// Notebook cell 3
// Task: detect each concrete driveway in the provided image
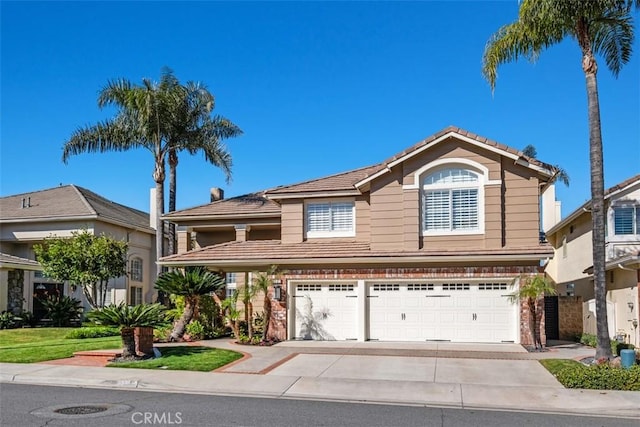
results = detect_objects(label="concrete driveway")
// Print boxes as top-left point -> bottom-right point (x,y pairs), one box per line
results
266,353 -> 560,387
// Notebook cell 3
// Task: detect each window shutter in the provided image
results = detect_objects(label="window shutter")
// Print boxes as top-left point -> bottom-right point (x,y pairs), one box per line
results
452,189 -> 478,230
331,203 -> 353,231
307,203 -> 331,231
424,190 -> 450,230
614,207 -> 634,235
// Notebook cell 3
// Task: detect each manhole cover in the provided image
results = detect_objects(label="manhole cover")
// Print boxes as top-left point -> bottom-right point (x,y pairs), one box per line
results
32,403 -> 131,419
54,405 -> 109,415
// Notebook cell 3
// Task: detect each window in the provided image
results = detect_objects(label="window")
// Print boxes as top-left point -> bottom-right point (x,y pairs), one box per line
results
130,286 -> 143,305
613,206 -> 640,235
306,201 -> 355,237
130,257 -> 143,282
422,168 -> 480,233
225,273 -> 237,298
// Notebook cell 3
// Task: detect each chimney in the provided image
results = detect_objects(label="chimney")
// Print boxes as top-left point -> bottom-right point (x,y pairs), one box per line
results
149,188 -> 157,229
210,187 -> 224,202
235,224 -> 250,242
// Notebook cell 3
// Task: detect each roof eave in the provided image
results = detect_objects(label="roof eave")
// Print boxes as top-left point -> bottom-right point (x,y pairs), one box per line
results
159,252 -> 551,267
162,212 -> 282,222
265,190 -> 362,200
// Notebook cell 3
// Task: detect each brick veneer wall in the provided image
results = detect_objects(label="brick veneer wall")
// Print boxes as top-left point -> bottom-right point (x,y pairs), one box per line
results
520,297 -> 546,347
135,327 -> 154,356
558,296 -> 583,341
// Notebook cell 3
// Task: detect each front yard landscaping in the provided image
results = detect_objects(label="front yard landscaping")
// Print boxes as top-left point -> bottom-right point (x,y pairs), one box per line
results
0,327 -> 121,363
108,345 -> 243,371
541,358 -> 640,391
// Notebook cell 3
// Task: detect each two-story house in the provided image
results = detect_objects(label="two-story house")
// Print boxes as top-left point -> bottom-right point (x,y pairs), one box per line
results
0,185 -> 157,318
160,127 -> 558,344
545,175 -> 640,346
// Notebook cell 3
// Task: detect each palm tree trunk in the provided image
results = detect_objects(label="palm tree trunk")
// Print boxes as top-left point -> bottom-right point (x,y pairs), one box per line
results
168,149 -> 178,256
581,45 -> 613,360
153,150 -> 165,285
263,293 -> 271,340
170,298 -> 195,341
121,327 -> 137,358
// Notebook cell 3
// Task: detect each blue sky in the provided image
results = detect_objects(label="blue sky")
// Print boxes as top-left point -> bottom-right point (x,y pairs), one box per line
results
1,1 -> 638,218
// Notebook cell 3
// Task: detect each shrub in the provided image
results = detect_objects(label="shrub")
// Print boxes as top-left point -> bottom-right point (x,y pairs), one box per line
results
555,363 -> 640,391
579,333 -> 633,355
42,295 -> 83,327
0,311 -> 20,329
65,326 -> 120,339
579,333 -> 598,348
20,311 -> 39,328
186,320 -> 205,341
154,325 -> 172,342
612,341 -> 635,356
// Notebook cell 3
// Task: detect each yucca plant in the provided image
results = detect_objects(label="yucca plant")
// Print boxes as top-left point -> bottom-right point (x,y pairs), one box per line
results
155,267 -> 226,341
87,302 -> 168,358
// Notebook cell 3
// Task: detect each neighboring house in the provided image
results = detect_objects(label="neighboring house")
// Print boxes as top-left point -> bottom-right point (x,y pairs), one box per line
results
161,126 -> 559,344
545,175 -> 640,347
0,185 -> 157,318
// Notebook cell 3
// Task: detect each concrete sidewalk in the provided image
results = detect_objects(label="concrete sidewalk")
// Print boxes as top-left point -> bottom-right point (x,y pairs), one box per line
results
1,340 -> 639,419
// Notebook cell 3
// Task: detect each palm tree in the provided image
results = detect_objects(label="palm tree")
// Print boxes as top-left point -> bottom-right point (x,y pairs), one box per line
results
522,144 -> 570,187
166,81 -> 242,255
155,267 -> 226,341
252,265 -> 280,341
482,0 -> 638,360
87,302 -> 167,359
62,68 -> 181,271
508,275 -> 557,350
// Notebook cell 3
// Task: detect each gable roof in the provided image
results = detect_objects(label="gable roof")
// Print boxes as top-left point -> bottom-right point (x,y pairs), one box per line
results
546,174 -> 640,236
355,126 -> 554,188
163,192 -> 281,220
0,185 -> 153,233
0,252 -> 41,270
265,126 -> 554,198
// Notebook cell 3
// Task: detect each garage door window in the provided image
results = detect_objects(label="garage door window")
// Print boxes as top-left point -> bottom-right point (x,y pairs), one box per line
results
442,283 -> 470,291
407,283 -> 434,291
373,284 -> 400,291
478,283 -> 508,290
297,284 -> 322,292
329,284 -> 354,291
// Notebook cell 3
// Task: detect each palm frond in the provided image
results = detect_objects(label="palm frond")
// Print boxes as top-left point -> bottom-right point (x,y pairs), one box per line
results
155,267 -> 226,297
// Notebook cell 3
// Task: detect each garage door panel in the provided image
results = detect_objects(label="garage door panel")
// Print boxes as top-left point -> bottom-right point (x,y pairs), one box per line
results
293,284 -> 357,341
368,282 -> 516,343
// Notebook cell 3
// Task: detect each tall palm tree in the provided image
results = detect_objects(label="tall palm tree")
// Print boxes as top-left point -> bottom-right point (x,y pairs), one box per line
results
482,0 -> 638,360
522,144 -> 570,186
508,275 -> 557,350
165,81 -> 242,255
62,69 -> 181,272
87,302 -> 167,359
155,267 -> 226,341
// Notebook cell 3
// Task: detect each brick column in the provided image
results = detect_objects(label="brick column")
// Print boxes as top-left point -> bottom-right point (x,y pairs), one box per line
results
135,327 -> 154,356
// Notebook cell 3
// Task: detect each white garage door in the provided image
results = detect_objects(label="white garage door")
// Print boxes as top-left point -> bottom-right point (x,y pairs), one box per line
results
292,283 -> 358,340
368,282 -> 516,343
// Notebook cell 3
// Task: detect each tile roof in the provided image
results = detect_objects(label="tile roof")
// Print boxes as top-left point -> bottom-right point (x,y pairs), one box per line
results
0,252 -> 41,270
164,192 -> 281,218
0,185 -> 152,231
160,239 -> 553,265
265,126 -> 550,196
265,164 -> 382,195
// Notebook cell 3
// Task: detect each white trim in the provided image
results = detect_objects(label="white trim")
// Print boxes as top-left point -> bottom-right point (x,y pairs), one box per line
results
304,199 -> 356,239
403,158 -> 499,190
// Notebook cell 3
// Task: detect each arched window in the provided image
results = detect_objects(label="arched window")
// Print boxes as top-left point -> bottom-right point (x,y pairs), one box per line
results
130,257 -> 143,282
422,168 -> 481,233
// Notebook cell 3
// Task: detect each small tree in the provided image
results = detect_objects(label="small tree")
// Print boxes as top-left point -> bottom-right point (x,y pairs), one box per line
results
87,302 -> 167,359
155,267 -> 226,341
33,230 -> 128,309
220,290 -> 241,340
252,265 -> 280,342
509,275 -> 557,350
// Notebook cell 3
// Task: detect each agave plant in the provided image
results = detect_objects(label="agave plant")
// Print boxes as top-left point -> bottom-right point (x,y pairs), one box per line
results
87,302 -> 168,358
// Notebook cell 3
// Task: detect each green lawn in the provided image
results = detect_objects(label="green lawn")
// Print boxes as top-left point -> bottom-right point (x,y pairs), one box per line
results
108,346 -> 243,372
0,327 -> 121,363
539,358 -> 583,374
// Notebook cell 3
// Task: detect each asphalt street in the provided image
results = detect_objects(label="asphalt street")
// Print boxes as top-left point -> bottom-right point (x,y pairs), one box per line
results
1,383 -> 638,427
